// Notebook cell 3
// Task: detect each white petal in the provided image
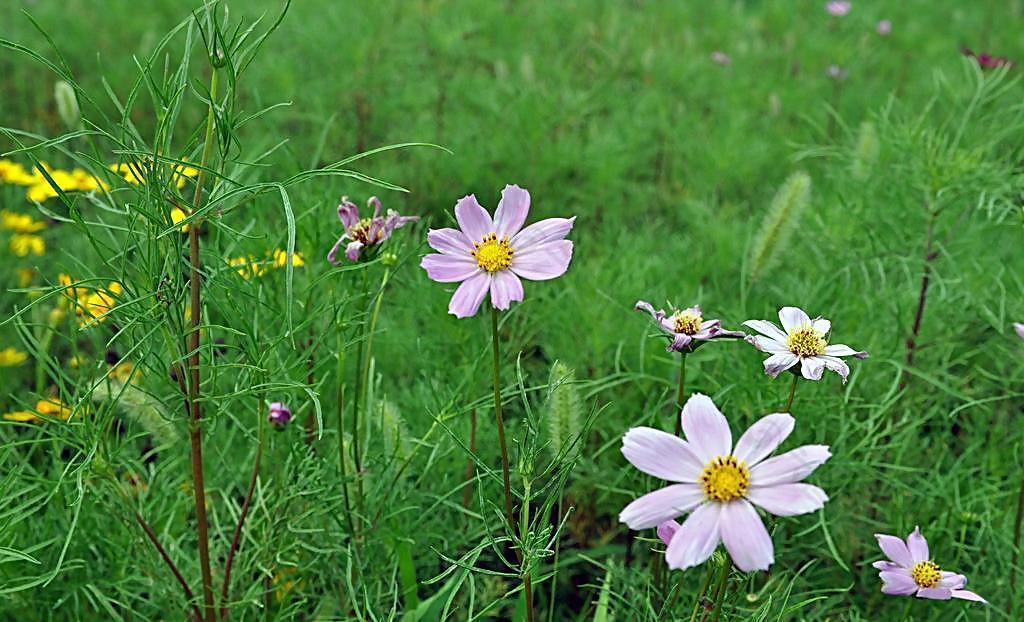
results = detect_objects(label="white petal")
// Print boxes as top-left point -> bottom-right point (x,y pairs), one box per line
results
719,499 -> 774,571
742,319 -> 788,342
812,318 -> 831,335
749,445 -> 831,486
746,483 -> 828,516
619,484 -> 705,530
779,307 -> 811,332
800,357 -> 826,381
733,413 -> 794,466
680,394 -> 732,462
621,427 -> 704,482
665,502 -> 722,570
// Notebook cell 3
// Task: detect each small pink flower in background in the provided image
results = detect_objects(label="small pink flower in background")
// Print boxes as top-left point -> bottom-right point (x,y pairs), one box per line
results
825,1 -> 851,17
619,393 -> 831,571
327,196 -> 419,264
876,19 -> 892,35
635,301 -> 744,353
827,64 -> 849,81
963,49 -> 1013,70
744,307 -> 867,383
1014,322 -> 1024,340
874,528 -> 986,602
421,185 -> 575,318
268,402 -> 292,428
710,51 -> 732,66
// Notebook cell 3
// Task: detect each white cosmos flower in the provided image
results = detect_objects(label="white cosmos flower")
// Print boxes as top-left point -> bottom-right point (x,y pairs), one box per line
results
743,307 -> 867,383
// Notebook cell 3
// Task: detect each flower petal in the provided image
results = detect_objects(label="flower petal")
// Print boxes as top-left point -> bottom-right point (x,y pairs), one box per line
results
635,300 -> 666,322
821,356 -> 851,382
916,587 -> 952,600
880,570 -> 918,595
510,240 -> 573,281
875,534 -> 914,568
720,499 -> 774,571
873,560 -> 902,571
665,502 -> 722,570
950,590 -> 987,603
511,216 -> 575,249
937,572 -> 966,589
747,334 -> 790,354
742,319 -> 788,343
746,483 -> 828,516
824,343 -> 869,359
493,184 -> 530,237
800,356 -> 826,381
327,236 -> 347,264
733,413 -> 794,466
489,270 -> 524,311
421,254 -> 479,283
1015,322 -> 1024,341
619,484 -> 704,530
337,198 -> 360,228
749,445 -> 831,486
667,333 -> 693,352
657,519 -> 681,546
454,194 -> 493,242
779,307 -> 811,332
448,272 -> 491,318
812,318 -> 831,335
906,527 -> 929,563
621,426 -> 704,482
680,394 -> 732,462
345,241 -> 364,262
762,352 -> 799,378
427,227 -> 474,255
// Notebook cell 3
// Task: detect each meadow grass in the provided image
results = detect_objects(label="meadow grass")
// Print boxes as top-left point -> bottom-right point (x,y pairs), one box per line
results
1,1 -> 1023,620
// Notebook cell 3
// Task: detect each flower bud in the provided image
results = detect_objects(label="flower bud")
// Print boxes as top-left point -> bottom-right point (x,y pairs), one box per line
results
268,402 -> 292,428
54,81 -> 81,130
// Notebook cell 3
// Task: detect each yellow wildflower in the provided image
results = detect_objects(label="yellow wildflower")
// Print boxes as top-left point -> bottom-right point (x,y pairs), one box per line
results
0,347 -> 28,366
9,234 -> 45,256
108,361 -> 136,383
25,166 -> 79,202
58,274 -> 122,326
170,207 -> 191,233
0,159 -> 36,185
68,354 -> 87,369
228,255 -> 269,279
2,398 -> 72,423
2,410 -> 37,423
1,210 -> 47,233
273,566 -> 302,602
70,168 -> 109,192
17,268 -> 36,287
272,249 -> 306,268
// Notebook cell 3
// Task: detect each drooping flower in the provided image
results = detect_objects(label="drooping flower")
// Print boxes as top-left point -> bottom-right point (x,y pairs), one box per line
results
1014,322 -> 1024,340
825,1 -> 851,16
874,528 -> 986,602
876,19 -> 892,36
963,49 -> 1013,70
327,196 -> 418,264
268,402 -> 292,428
421,185 -> 575,318
619,394 -> 831,571
0,347 -> 29,367
635,301 -> 745,353
744,307 -> 867,383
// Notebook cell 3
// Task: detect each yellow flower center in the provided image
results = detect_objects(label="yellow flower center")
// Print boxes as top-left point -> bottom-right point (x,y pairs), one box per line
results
910,560 -> 941,588
472,233 -> 514,273
673,310 -> 703,335
350,218 -> 379,245
787,325 -> 826,357
699,455 -> 750,502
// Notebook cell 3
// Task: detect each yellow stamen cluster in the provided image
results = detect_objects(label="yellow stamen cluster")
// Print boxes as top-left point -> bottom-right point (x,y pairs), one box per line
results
700,455 -> 750,502
910,560 -> 941,588
349,217 -> 381,245
673,309 -> 704,335
787,325 -> 826,357
472,233 -> 514,273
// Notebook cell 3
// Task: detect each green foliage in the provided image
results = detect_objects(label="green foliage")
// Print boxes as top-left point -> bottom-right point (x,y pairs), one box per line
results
543,361 -> 582,460
748,171 -> 812,282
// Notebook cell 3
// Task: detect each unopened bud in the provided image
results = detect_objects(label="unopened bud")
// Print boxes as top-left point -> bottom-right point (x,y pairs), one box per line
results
268,402 -> 292,428
54,81 -> 81,130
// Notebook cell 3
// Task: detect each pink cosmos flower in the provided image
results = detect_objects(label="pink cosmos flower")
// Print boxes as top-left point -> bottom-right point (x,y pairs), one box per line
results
635,301 -> 744,353
825,1 -> 851,16
963,49 -> 1013,70
619,394 -> 831,571
268,402 -> 292,428
876,19 -> 892,36
420,185 -> 575,318
874,528 -> 986,602
744,307 -> 867,383
1015,322 -> 1024,340
327,196 -> 419,264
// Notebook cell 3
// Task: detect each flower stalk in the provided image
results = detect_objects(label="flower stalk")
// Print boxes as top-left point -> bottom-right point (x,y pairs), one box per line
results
783,374 -> 798,413
675,354 -> 687,436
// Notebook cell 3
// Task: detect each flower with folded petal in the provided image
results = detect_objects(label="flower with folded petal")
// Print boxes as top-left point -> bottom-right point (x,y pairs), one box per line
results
635,301 -> 744,353
744,307 -> 867,383
874,527 -> 986,603
327,196 -> 418,264
619,393 -> 831,571
421,185 -> 575,318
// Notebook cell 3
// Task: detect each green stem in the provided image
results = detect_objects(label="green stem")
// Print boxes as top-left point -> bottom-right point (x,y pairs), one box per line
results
490,305 -> 516,529
335,305 -> 355,537
708,559 -> 731,622
783,374 -> 798,413
186,66 -> 219,622
899,598 -> 912,621
675,353 -> 688,436
521,478 -> 534,622
350,271 -> 371,522
1012,477 -> 1024,598
688,564 -> 715,622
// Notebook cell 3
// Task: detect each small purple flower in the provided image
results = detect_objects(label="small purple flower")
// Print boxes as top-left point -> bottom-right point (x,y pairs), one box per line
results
744,307 -> 868,383
635,301 -> 744,353
327,196 -> 419,264
710,51 -> 732,66
1014,322 -> 1024,340
268,402 -> 292,427
825,1 -> 851,16
619,394 -> 831,571
963,49 -> 1013,70
876,19 -> 892,36
420,184 -> 575,318
874,527 -> 986,603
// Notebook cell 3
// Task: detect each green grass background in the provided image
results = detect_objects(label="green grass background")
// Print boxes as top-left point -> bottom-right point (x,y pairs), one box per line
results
1,1 -> 1023,620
